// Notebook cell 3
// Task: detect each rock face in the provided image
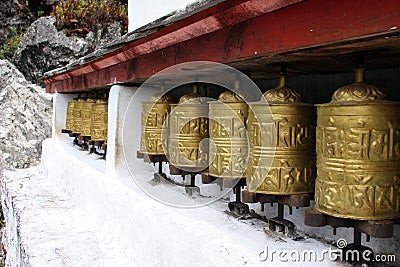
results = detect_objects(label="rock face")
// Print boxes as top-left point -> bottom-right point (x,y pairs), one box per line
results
13,16 -> 122,84
0,1 -> 35,48
0,60 -> 52,169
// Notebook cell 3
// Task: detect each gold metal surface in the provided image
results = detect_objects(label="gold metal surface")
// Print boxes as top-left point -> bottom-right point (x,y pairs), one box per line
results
140,94 -> 175,155
315,68 -> 400,220
72,98 -> 85,134
65,99 -> 76,131
81,98 -> 96,137
91,99 -> 108,142
168,86 -> 209,170
104,105 -> 108,143
247,76 -> 315,195
209,91 -> 248,178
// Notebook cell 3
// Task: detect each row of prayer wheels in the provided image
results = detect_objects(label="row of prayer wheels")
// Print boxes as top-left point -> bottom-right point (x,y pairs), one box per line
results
140,67 -> 400,221
65,97 -> 108,142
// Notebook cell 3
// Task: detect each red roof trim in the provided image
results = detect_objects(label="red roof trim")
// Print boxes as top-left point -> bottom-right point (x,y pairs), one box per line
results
44,0 -> 304,86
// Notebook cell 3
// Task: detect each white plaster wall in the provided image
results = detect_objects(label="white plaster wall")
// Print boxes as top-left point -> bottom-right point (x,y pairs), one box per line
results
106,85 -> 135,177
128,0 -> 196,32
52,93 -> 78,140
106,85 -> 159,178
1,177 -> 26,266
40,137 -> 345,267
46,85 -> 400,265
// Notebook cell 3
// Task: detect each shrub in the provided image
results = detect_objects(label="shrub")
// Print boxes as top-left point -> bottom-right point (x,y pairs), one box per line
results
53,0 -> 128,36
0,28 -> 24,61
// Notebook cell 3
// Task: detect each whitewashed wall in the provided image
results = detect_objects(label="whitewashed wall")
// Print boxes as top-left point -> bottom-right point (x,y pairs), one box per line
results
52,93 -> 78,140
48,85 -> 400,264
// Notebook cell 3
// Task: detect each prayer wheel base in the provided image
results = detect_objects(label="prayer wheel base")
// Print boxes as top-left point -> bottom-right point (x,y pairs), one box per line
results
61,129 -> 72,134
223,177 -> 246,188
228,202 -> 249,216
242,191 -> 312,237
136,150 -> 145,159
226,179 -> 248,217
69,132 -> 79,138
89,140 -> 106,159
168,164 -> 207,177
268,216 -> 296,238
185,186 -> 200,197
152,172 -> 168,183
304,207 -> 400,238
305,208 -> 400,265
142,153 -> 168,164
242,190 -> 311,208
201,174 -> 217,184
137,151 -> 168,182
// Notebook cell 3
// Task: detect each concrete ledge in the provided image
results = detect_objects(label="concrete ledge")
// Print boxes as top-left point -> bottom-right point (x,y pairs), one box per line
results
36,137 -> 344,266
0,166 -> 129,266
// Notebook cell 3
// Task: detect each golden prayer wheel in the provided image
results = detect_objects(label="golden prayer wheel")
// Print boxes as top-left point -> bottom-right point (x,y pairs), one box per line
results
315,68 -> 400,220
247,76 -> 315,195
91,99 -> 108,142
209,91 -> 248,178
104,106 -> 108,143
167,85 -> 209,171
72,98 -> 85,134
81,98 -> 96,137
65,99 -> 76,132
140,94 -> 175,155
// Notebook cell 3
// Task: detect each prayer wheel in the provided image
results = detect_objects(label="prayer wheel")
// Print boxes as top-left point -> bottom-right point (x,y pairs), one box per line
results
140,94 -> 175,155
104,107 -> 108,143
168,85 -> 209,171
91,99 -> 108,142
209,91 -> 248,178
315,68 -> 400,220
72,98 -> 85,134
81,98 -> 96,137
65,99 -> 76,132
247,76 -> 315,195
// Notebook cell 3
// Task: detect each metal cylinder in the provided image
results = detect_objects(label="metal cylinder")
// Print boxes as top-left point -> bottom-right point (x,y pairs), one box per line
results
91,99 -> 108,142
104,105 -> 108,143
168,91 -> 209,171
72,98 -> 85,134
247,77 -> 315,195
315,68 -> 400,220
209,91 -> 248,178
81,98 -> 96,137
140,94 -> 175,155
65,99 -> 76,132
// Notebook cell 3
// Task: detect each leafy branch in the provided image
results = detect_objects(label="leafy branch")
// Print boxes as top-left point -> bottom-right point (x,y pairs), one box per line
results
53,0 -> 128,36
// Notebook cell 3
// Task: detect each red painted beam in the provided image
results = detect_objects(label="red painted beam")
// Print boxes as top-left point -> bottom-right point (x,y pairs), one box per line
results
44,0 -> 304,90
46,0 -> 400,93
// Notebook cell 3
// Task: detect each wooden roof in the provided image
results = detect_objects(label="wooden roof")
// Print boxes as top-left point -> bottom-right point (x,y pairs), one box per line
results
43,0 -> 400,93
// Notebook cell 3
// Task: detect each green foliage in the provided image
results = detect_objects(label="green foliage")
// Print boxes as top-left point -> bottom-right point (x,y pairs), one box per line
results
53,0 -> 128,36
0,28 -> 24,61
37,10 -> 45,17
